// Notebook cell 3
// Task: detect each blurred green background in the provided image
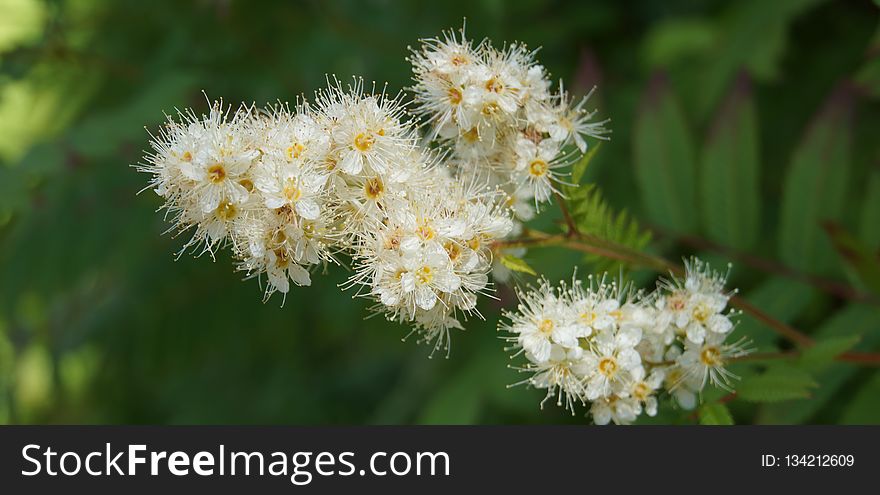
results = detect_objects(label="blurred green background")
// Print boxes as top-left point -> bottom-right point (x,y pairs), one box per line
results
1,0 -> 879,424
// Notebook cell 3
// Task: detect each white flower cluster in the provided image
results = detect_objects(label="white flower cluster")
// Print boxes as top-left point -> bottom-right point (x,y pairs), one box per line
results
501,259 -> 750,425
410,28 -> 609,225
141,80 -> 515,350
140,28 -> 609,351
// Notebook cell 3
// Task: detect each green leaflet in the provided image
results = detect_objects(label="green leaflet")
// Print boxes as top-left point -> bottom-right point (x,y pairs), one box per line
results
798,335 -> 861,372
778,84 -> 853,274
735,278 -> 814,351
633,72 -> 698,232
824,223 -> 880,295
737,364 -> 818,403
564,144 -> 651,273
696,0 -> 826,117
840,373 -> 880,424
699,73 -> 761,250
567,185 -> 651,274
698,402 -> 734,425
499,255 -> 537,277
759,305 -> 879,424
859,171 -> 880,249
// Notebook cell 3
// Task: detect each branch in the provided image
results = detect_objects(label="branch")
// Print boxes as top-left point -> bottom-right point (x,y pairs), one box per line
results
494,230 -> 880,366
554,192 -> 578,238
651,227 -> 880,306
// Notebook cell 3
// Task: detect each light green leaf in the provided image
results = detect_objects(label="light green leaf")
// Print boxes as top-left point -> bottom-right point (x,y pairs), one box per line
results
778,84 -> 853,274
633,73 -> 698,232
698,402 -> 734,425
699,74 -> 761,250
737,365 -> 817,403
500,255 -> 537,276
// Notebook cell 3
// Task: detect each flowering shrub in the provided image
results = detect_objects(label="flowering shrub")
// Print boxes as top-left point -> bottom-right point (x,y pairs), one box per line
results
138,26 -> 875,425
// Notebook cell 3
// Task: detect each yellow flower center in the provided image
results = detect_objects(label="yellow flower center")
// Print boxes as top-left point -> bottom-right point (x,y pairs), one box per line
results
239,178 -> 254,192
692,303 -> 711,323
444,241 -> 462,262
537,319 -> 554,336
181,151 -> 193,162
451,54 -> 468,66
282,179 -> 302,202
598,357 -> 618,377
528,159 -> 548,178
416,220 -> 435,241
700,346 -> 722,367
633,382 -> 650,400
462,127 -> 480,143
415,265 -> 434,286
485,78 -> 504,93
354,132 -> 375,152
580,311 -> 597,325
467,236 -> 482,251
481,102 -> 500,116
274,249 -> 290,268
364,177 -> 385,200
215,201 -> 237,220
286,143 -> 305,160
448,87 -> 462,105
207,164 -> 227,183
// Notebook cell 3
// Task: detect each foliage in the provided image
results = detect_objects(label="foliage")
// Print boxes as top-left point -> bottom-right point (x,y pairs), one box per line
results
1,0 -> 878,425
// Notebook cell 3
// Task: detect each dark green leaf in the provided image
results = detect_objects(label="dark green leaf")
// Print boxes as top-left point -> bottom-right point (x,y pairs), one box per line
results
778,84 -> 853,274
737,365 -> 817,403
798,335 -> 861,371
859,171 -> 880,248
823,222 -> 880,295
699,73 -> 761,250
633,72 -> 698,232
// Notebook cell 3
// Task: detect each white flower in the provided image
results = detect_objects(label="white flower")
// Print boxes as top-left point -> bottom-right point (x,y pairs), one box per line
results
675,332 -> 752,392
256,164 -> 325,220
583,327 -> 644,400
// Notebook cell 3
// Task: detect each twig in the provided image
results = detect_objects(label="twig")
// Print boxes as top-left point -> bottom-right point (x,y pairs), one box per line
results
494,228 -> 880,366
554,192 -> 579,238
652,227 -> 879,306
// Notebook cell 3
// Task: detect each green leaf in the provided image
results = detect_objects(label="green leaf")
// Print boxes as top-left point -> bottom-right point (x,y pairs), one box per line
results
798,335 -> 861,371
566,184 -> 651,273
642,18 -> 718,69
823,222 -> 880,295
633,72 -> 698,232
499,255 -> 537,276
840,373 -> 880,424
858,170 -> 880,248
759,305 -> 879,423
737,365 -> 817,403
697,0 -> 826,116
567,142 -> 602,190
735,278 -> 814,351
778,84 -> 853,274
698,402 -> 734,425
699,73 -> 761,250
